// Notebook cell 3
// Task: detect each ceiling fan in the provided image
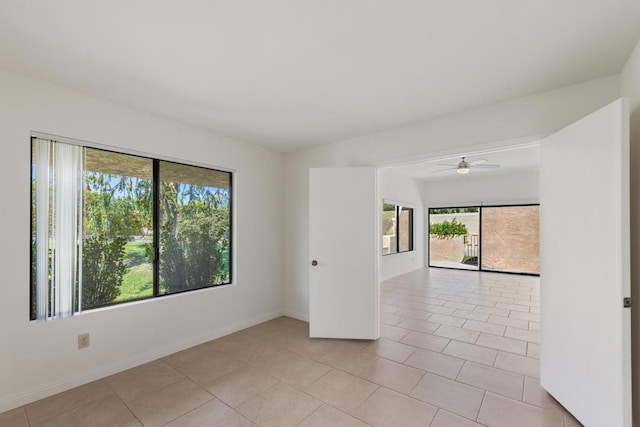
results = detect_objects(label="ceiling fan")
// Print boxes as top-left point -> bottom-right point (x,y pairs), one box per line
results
431,156 -> 501,175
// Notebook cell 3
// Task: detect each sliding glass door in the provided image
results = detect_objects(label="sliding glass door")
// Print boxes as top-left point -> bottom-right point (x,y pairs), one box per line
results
428,207 -> 479,270
428,204 -> 540,275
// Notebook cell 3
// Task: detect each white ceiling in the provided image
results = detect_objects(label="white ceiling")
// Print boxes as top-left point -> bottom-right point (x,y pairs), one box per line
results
392,144 -> 540,182
0,1 -> 638,152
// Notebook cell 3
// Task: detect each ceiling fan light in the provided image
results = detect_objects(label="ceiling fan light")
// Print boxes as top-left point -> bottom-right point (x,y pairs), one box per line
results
457,166 -> 470,174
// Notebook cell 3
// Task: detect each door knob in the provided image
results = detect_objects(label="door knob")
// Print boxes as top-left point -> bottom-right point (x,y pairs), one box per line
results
311,260 -> 318,266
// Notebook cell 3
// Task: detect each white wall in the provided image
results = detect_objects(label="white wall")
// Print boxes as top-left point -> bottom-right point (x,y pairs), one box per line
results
621,36 -> 640,427
284,75 -> 620,321
0,70 -> 285,412
380,169 -> 425,281
424,171 -> 539,207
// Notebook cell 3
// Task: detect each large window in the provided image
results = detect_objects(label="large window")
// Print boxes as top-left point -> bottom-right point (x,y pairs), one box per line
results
30,137 -> 232,320
382,202 -> 414,255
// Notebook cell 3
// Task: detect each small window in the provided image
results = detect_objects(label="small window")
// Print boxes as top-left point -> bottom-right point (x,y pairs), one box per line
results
382,202 -> 414,255
30,137 -> 233,320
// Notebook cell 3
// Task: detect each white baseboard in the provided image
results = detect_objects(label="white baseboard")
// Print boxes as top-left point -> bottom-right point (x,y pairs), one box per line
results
0,309 -> 283,413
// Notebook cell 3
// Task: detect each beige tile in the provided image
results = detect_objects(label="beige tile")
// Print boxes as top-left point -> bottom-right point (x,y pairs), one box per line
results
305,369 -> 378,413
164,342 -> 220,368
381,312 -> 403,325
30,393 -> 137,427
474,306 -> 510,316
523,377 -> 566,413
495,352 -> 540,378
404,349 -> 464,380
209,332 -> 266,361
464,298 -> 497,307
237,383 -> 321,427
357,357 -> 424,394
106,360 -> 184,402
529,321 -> 540,331
496,302 -> 530,312
463,319 -> 506,336
443,340 -> 497,366
457,362 -> 524,400
395,299 -> 428,310
355,387 -> 437,427
409,373 -> 484,420
431,410 -> 484,427
508,311 -> 540,322
380,324 -> 410,341
504,327 -> 540,344
444,301 -> 477,311
298,405 -> 368,427
400,331 -> 451,352
362,338 -> 417,363
236,345 -> 297,370
127,378 -> 213,427
207,366 -> 279,408
25,380 -> 113,424
425,304 -> 457,315
476,333 -> 527,355
267,356 -> 331,389
434,325 -> 479,344
256,325 -> 309,346
397,318 -> 441,334
477,392 -> 564,427
487,315 -> 529,329
0,407 -> 28,427
319,347 -> 377,375
381,303 -> 400,313
527,343 -> 540,359
283,337 -> 340,360
172,351 -> 246,387
484,295 -> 515,304
396,307 -> 431,320
164,398 -> 253,427
428,314 -> 466,327
452,309 -> 489,322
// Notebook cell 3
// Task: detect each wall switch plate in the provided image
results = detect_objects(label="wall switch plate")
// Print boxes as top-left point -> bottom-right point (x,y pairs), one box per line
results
78,333 -> 90,349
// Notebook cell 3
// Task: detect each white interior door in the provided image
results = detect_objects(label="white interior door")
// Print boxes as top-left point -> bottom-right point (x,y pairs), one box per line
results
540,98 -> 631,427
309,167 -> 379,339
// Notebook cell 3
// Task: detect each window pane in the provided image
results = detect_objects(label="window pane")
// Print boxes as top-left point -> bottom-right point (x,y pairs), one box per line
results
429,207 -> 479,270
159,161 -> 231,295
83,148 -> 154,309
382,203 -> 397,255
398,207 -> 413,252
481,205 -> 540,274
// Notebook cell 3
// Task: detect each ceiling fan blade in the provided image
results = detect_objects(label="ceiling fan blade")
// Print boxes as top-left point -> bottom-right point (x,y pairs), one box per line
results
431,167 -> 457,174
435,163 -> 458,167
469,158 -> 488,164
472,164 -> 501,169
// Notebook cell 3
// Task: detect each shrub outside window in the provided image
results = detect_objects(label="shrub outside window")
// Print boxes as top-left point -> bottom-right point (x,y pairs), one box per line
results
30,137 -> 232,320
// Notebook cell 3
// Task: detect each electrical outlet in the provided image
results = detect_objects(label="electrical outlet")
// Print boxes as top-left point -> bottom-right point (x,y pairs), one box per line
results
78,333 -> 90,349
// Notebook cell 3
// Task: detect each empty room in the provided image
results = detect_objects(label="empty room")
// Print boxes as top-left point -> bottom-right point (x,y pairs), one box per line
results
1,1 -> 640,427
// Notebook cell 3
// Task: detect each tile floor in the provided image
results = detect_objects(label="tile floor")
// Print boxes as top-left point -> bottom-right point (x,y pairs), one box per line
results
0,268 -> 583,427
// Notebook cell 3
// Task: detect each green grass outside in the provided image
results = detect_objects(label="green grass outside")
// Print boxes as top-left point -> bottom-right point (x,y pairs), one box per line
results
116,241 -> 153,302
116,240 -> 231,302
